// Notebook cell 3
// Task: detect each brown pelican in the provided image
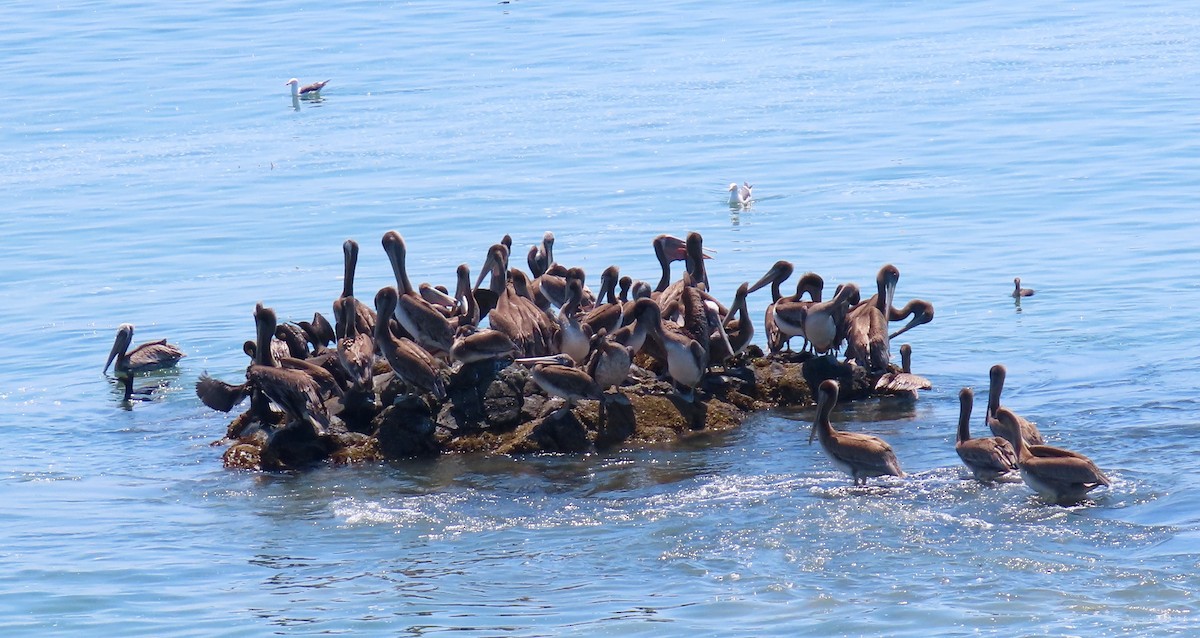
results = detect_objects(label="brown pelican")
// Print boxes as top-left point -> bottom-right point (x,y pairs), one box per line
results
808,379 -> 904,486
475,243 -> 558,357
374,287 -> 446,399
535,266 -> 590,310
527,231 -> 555,278
295,311 -> 335,355
709,282 -> 754,364
104,324 -> 185,377
610,297 -> 658,355
748,260 -> 793,352
644,282 -> 709,399
582,265 -> 623,336
419,283 -> 459,318
381,231 -> 455,356
617,275 -> 632,303
335,296 -> 375,390
332,239 -> 376,340
1013,277 -> 1035,298
954,388 -> 1019,482
888,299 -> 935,340
845,265 -> 899,372
274,323 -> 311,359
728,182 -> 753,208
286,78 -> 329,97
585,329 -> 634,392
556,279 -> 592,364
996,407 -> 1110,503
775,281 -> 858,356
246,304 -> 331,435
515,353 -> 603,408
450,324 -> 518,364
874,344 -> 933,397
985,364 -> 1044,447
651,234 -> 696,293
103,323 -> 184,398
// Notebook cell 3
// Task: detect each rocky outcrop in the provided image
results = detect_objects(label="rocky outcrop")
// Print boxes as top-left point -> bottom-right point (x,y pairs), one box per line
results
217,351 -> 905,471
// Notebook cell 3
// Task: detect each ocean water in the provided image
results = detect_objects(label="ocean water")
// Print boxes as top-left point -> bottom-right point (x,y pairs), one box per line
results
3,0 -> 1200,635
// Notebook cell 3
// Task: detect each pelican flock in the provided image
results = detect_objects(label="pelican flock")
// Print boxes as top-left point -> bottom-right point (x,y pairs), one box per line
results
103,226 -> 1108,502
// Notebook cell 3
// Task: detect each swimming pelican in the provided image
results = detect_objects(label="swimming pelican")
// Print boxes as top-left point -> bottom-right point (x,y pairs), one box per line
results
374,287 -> 446,399
808,379 -> 904,486
874,344 -> 932,397
996,407 -> 1110,504
727,182 -> 753,207
286,78 -> 329,97
381,231 -> 455,356
104,323 -> 185,377
954,388 -> 1019,482
1012,277 -> 1035,298
985,364 -> 1044,447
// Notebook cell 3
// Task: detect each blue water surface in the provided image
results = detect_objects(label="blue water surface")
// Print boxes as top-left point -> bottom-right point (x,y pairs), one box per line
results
2,1 -> 1199,635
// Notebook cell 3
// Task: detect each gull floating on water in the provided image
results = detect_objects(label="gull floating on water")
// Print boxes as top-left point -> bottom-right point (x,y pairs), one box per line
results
286,78 -> 330,98
728,182 -> 753,208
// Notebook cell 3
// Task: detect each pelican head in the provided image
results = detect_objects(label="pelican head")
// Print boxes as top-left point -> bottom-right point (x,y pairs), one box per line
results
103,323 -> 136,374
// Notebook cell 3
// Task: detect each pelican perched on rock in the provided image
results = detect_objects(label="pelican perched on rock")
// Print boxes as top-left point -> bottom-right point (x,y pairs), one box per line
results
954,388 -> 1018,482
585,328 -> 634,392
246,304 -> 332,435
527,231 -> 555,278
374,287 -> 446,399
556,279 -> 592,364
985,364 -> 1044,447
335,296 -> 374,391
582,265 -> 623,336
808,379 -> 904,486
874,344 -> 932,397
382,230 -> 455,356
1012,277 -> 1035,298
332,239 -> 375,340
651,234 -> 695,293
515,353 -> 602,408
475,242 -> 558,357
995,407 -> 1110,504
286,78 -> 329,97
775,281 -> 858,356
845,264 -> 899,372
104,323 -> 185,377
727,182 -> 753,208
888,299 -> 934,340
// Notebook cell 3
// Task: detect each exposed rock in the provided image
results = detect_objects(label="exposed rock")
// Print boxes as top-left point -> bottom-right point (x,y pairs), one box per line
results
212,352 -> 906,470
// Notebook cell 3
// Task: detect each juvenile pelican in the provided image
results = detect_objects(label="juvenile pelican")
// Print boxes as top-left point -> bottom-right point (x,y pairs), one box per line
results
246,304 -> 331,435
335,296 -> 375,390
727,182 -> 753,208
527,231 -> 555,278
104,323 -> 184,383
450,324 -> 518,365
582,265 -> 623,336
585,328 -> 634,392
286,78 -> 329,97
1012,277 -> 1035,298
985,364 -> 1044,447
332,239 -> 375,340
808,379 -> 904,486
997,407 -> 1110,504
954,388 -> 1019,482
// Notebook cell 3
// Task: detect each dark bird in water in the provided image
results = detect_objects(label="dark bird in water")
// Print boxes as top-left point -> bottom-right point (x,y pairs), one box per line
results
995,407 -> 1110,504
1012,277 -> 1035,298
104,323 -> 184,401
954,387 -> 1018,483
286,78 -> 329,97
808,379 -> 904,486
